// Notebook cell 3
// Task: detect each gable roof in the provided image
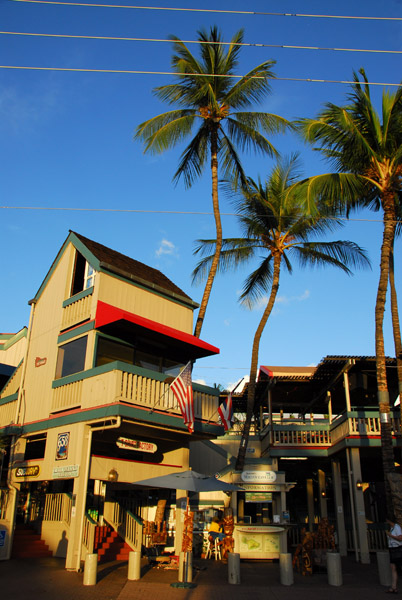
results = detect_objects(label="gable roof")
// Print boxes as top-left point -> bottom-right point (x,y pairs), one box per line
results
32,231 -> 198,309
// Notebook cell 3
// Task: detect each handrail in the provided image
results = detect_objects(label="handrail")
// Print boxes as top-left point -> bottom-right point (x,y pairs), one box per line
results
82,512 -> 97,557
103,500 -> 143,551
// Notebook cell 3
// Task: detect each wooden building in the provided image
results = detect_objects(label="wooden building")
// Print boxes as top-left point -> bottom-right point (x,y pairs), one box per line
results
0,231 -> 221,568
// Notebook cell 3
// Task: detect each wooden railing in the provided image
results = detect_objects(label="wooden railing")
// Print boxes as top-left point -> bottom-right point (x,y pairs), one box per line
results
61,290 -> 93,330
51,362 -> 220,424
43,493 -> 72,526
82,512 -> 97,557
103,500 -> 143,551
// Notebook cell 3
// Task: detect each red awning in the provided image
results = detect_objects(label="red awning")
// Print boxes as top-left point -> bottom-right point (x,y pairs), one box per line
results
95,301 -> 219,360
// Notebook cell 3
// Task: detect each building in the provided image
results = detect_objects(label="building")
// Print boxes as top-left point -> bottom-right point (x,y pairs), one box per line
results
190,356 -> 401,563
0,231 -> 222,567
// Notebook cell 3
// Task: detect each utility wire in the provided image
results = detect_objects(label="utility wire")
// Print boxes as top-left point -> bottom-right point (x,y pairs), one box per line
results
10,1 -> 402,21
3,31 -> 401,55
0,205 -> 395,225
0,65 -> 400,87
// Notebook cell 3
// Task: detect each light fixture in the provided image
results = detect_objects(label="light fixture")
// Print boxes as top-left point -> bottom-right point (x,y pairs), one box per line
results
321,491 -> 326,498
108,468 -> 118,482
356,480 -> 363,490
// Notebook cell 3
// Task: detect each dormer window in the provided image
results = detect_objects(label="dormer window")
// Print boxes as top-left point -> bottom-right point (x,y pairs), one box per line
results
71,251 -> 96,296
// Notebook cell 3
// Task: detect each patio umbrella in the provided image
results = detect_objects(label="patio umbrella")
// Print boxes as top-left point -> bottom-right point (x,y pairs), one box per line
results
133,469 -> 241,492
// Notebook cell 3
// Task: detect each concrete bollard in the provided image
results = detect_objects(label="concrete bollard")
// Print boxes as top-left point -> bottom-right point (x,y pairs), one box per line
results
83,553 -> 98,586
178,551 -> 192,583
128,550 -> 141,581
327,552 -> 342,586
228,552 -> 241,585
279,553 -> 294,586
377,551 -> 392,587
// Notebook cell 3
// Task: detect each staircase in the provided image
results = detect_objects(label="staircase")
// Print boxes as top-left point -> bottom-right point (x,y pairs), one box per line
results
12,526 -> 52,558
94,525 -> 132,563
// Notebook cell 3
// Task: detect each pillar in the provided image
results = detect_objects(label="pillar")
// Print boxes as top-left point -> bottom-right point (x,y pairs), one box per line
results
306,478 -> 314,531
65,423 -> 92,570
349,448 -> 370,563
332,459 -> 347,556
318,469 -> 327,518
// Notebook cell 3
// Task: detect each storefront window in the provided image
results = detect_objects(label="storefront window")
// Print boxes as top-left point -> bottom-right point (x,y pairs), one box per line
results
56,336 -> 87,378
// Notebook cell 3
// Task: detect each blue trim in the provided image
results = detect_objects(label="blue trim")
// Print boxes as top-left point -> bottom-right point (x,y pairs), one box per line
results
62,287 -> 94,308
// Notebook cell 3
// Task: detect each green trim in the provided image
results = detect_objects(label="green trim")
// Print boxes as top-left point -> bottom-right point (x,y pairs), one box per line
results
0,393 -> 18,406
62,287 -> 94,308
85,511 -> 97,525
52,360 -> 218,396
272,423 -> 329,432
19,403 -> 223,437
126,509 -> 143,525
0,328 -> 28,351
58,321 -> 94,344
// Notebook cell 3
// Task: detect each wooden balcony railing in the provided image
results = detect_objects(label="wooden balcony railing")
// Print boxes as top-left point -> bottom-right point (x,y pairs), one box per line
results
51,361 -> 220,424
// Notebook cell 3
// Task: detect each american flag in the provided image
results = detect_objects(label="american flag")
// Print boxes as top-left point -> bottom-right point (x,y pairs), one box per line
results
218,393 -> 234,431
170,362 -> 194,433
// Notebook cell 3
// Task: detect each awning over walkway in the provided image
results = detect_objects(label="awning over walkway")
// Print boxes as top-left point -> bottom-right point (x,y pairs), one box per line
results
95,301 -> 219,361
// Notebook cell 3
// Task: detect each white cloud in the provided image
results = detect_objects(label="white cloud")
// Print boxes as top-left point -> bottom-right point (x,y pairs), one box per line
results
155,238 -> 178,258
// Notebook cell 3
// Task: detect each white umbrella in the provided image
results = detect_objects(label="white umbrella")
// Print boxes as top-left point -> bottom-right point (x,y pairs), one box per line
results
134,469 -> 241,492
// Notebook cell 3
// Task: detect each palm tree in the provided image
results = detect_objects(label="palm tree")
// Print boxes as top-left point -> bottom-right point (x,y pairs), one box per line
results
134,26 -> 290,337
298,70 -> 402,515
193,155 -> 370,470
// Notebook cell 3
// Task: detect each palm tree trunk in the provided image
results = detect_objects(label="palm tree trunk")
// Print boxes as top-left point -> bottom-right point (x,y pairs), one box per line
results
376,197 -> 397,517
194,127 -> 222,338
236,253 -> 281,472
389,243 -> 402,396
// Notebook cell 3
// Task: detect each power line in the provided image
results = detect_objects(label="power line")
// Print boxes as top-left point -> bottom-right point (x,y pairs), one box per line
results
11,1 -> 402,21
0,205 -> 393,224
0,65 -> 400,87
3,30 -> 401,55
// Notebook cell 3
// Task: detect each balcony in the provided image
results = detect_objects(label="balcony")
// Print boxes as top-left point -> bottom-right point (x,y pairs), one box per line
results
251,408 -> 401,455
51,361 -> 220,429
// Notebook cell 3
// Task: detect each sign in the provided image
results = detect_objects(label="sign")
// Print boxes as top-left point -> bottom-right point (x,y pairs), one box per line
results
15,465 -> 40,478
241,471 -> 277,483
241,484 -> 281,492
116,437 -> 157,453
0,530 -> 6,547
53,464 -> 80,479
56,432 -> 70,461
35,357 -> 47,367
245,492 -> 272,503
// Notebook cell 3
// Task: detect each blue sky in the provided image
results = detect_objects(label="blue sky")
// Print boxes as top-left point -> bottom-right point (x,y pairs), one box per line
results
1,0 -> 401,390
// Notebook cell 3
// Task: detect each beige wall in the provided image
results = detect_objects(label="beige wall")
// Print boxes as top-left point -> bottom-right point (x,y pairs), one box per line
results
97,272 -> 194,333
0,332 -> 27,367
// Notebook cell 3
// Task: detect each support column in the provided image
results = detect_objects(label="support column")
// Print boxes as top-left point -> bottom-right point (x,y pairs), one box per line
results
65,423 -> 92,570
174,489 -> 187,555
350,448 -> 370,564
318,469 -> 328,518
332,459 -> 347,556
306,478 -> 314,531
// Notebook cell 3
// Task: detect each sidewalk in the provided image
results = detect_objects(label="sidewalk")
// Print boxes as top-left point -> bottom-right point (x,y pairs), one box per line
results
0,554 -> 391,600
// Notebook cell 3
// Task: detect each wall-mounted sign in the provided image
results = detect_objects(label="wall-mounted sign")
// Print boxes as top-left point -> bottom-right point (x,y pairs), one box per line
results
245,492 -> 272,503
53,464 -> 80,479
15,465 -> 40,478
116,437 -> 157,453
241,471 -> 277,483
56,432 -> 70,461
242,484 -> 281,492
35,357 -> 47,367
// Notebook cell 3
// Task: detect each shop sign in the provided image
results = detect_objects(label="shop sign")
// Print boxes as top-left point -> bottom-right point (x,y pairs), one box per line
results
116,437 -> 157,453
53,464 -> 80,479
35,357 -> 47,367
245,492 -> 272,503
242,484 -> 281,492
241,470 -> 277,483
56,432 -> 70,460
15,465 -> 40,478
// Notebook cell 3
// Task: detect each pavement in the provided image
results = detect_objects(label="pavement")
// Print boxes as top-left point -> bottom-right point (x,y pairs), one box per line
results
0,553 -> 395,600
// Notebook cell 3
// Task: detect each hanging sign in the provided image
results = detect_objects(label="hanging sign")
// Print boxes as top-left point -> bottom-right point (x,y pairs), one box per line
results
241,471 -> 277,483
15,465 -> 40,478
56,432 -> 70,460
116,437 -> 157,453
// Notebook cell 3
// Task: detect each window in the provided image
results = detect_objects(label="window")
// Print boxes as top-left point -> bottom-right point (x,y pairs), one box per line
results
96,338 -> 135,367
56,336 -> 87,378
71,251 -> 96,296
24,434 -> 47,461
